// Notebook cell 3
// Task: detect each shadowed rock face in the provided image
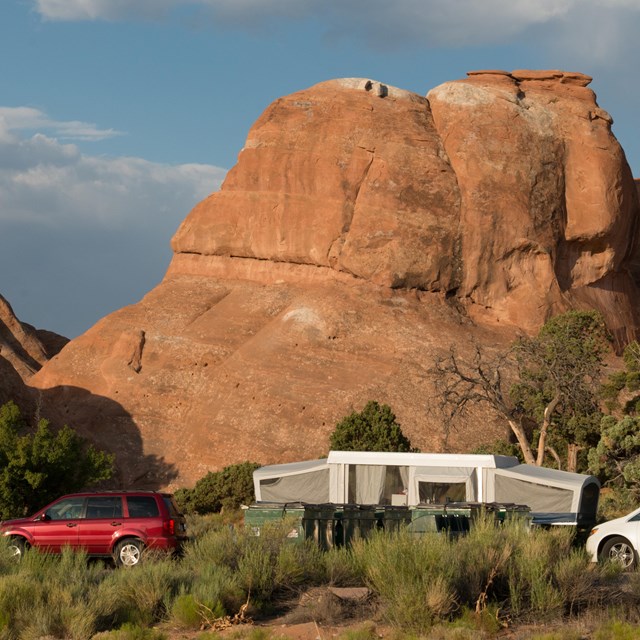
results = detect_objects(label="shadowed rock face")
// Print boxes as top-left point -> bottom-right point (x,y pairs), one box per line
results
30,72 -> 640,488
0,294 -> 69,409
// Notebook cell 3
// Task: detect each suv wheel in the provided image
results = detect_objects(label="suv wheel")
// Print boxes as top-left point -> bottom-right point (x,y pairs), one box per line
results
8,537 -> 27,560
115,539 -> 144,567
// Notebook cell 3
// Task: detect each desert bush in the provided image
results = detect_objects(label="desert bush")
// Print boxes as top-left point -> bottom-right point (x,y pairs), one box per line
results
507,525 -> 575,619
98,622 -> 168,640
0,547 -> 106,640
237,521 -> 325,593
553,548 -> 600,614
184,511 -> 229,538
351,528 -> 457,630
592,620 -> 640,640
90,555 -> 186,629
175,462 -> 260,514
182,524 -> 241,569
450,511 -> 513,609
170,593 -> 221,630
323,545 -> 365,586
337,622 -> 379,640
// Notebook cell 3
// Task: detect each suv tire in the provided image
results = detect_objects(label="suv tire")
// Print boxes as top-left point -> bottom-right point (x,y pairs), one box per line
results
8,537 -> 27,560
114,538 -> 144,567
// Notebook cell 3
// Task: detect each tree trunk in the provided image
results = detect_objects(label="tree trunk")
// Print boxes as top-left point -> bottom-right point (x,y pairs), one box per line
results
536,394 -> 561,466
508,419 -> 536,465
546,446 -> 562,469
567,444 -> 583,473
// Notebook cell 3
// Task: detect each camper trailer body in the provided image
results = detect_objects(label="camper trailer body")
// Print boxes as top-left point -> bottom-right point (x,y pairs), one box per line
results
253,451 -> 600,529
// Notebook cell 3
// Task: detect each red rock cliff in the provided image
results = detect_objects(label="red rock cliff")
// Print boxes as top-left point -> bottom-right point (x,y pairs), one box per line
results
30,72 -> 640,488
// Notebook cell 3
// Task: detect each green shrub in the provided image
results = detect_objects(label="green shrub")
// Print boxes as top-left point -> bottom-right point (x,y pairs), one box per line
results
323,545 -> 364,586
170,593 -> 226,630
351,529 -> 456,630
330,401 -> 414,452
99,622 -> 167,640
526,633 -> 582,640
175,462 -> 260,514
507,526 -> 574,619
337,622 -> 379,640
0,401 -> 114,519
450,511 -> 513,609
593,620 -> 640,640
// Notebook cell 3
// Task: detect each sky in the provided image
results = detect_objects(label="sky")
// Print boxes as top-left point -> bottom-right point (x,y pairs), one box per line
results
1,0 -> 639,339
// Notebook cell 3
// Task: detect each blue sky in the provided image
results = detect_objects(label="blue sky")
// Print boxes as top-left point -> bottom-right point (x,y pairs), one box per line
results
1,0 -> 639,338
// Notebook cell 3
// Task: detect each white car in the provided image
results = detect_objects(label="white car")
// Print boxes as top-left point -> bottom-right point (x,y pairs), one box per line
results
586,507 -> 640,570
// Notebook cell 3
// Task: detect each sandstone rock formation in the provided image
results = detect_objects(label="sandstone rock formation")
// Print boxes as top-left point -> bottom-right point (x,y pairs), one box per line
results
0,294 -> 68,408
30,72 -> 640,489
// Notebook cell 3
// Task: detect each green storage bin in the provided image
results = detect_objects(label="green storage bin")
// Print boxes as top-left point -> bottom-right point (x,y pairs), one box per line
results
340,505 -> 377,546
303,503 -> 339,551
376,505 -> 412,533
244,502 -> 306,541
489,502 -> 531,527
408,505 -> 448,534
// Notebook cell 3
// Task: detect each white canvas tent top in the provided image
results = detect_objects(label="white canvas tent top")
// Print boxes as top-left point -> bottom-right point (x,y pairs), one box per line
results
253,451 -> 600,527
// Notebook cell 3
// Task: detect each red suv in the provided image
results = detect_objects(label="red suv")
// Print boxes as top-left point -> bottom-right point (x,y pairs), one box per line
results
0,491 -> 187,566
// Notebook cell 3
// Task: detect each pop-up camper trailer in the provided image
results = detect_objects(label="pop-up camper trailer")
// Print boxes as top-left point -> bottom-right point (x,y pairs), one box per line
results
253,451 -> 600,529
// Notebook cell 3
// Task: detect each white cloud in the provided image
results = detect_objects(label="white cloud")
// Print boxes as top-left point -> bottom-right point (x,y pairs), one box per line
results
32,0 -> 640,63
0,105 -> 227,338
0,121 -> 225,229
0,106 -> 122,142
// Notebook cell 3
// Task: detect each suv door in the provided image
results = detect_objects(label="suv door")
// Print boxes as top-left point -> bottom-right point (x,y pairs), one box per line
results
77,496 -> 124,554
31,496 -> 85,552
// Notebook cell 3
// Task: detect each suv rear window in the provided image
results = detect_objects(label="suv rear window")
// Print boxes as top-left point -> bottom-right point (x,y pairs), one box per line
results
126,496 -> 160,518
162,495 -> 181,517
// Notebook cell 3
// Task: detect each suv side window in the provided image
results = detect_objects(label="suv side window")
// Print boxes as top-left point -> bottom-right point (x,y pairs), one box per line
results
85,496 -> 123,519
127,496 -> 159,518
46,497 -> 85,520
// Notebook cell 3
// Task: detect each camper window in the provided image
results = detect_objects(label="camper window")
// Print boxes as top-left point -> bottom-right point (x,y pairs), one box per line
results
347,465 -> 408,505
418,481 -> 466,504
259,468 -> 330,503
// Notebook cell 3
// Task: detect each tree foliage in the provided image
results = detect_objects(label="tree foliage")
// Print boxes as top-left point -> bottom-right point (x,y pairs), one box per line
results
601,340 -> 640,416
174,461 -> 260,514
510,310 -> 609,469
588,415 -> 640,508
329,401 -> 415,452
0,401 -> 114,519
434,311 -> 610,471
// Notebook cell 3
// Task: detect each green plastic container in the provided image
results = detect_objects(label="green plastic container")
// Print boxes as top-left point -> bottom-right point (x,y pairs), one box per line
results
244,502 -> 306,541
376,505 -> 412,533
303,503 -> 339,550
408,505 -> 448,534
489,502 -> 532,527
339,505 -> 378,546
